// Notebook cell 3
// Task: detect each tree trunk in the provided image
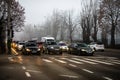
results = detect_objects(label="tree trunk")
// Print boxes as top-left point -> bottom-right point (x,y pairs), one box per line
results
110,23 -> 115,48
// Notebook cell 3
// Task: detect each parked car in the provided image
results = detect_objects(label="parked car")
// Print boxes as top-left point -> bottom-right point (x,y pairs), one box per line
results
68,43 -> 94,56
58,41 -> 68,52
44,41 -> 62,55
22,41 -> 41,55
89,42 -> 105,51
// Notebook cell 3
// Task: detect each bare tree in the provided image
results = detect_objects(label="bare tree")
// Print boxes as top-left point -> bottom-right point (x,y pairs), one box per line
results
91,0 -> 99,42
65,10 -> 77,42
0,0 -> 25,53
100,0 -> 120,47
79,0 -> 94,43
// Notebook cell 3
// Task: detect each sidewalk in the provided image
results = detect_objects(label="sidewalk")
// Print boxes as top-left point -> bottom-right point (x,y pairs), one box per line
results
105,48 -> 120,53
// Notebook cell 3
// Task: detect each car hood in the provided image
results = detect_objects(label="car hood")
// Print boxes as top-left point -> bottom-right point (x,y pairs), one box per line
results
26,46 -> 38,49
79,47 -> 92,50
47,45 -> 59,48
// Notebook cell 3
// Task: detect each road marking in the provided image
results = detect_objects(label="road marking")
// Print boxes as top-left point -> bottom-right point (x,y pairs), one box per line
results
22,66 -> 26,70
54,59 -> 67,63
25,72 -> 31,77
111,62 -> 120,64
82,69 -> 94,74
42,59 -> 53,63
69,64 -> 77,67
103,76 -> 112,80
72,58 -> 97,64
27,70 -> 42,73
61,58 -> 83,64
8,57 -> 14,61
83,58 -> 114,65
20,62 -> 23,64
60,75 -> 79,78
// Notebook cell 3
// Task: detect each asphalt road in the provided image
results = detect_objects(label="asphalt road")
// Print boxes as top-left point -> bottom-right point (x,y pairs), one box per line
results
0,49 -> 120,80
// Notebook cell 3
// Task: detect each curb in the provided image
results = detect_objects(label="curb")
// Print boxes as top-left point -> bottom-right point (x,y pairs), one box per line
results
105,48 -> 120,53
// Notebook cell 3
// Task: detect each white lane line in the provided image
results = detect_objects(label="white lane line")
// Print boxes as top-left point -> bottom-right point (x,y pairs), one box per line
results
20,62 -> 23,64
69,64 -> 77,67
60,75 -> 79,78
54,59 -> 67,64
61,58 -> 83,64
25,72 -> 31,77
103,76 -> 112,80
82,69 -> 94,74
42,59 -> 53,63
8,57 -> 14,61
68,59 -> 83,64
111,62 -> 120,64
27,70 -> 42,73
22,66 -> 26,70
83,58 -> 114,65
72,58 -> 97,64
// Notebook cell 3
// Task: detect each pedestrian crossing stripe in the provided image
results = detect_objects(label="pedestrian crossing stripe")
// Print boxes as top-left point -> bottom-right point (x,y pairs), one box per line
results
42,57 -> 120,65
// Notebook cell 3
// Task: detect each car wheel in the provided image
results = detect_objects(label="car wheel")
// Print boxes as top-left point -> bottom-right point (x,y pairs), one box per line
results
59,51 -> 62,55
22,49 -> 25,55
93,48 -> 96,51
78,50 -> 81,56
68,49 -> 71,54
46,49 -> 50,54
101,50 -> 104,52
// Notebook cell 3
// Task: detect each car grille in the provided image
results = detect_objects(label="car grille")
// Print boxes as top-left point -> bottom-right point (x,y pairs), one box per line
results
29,48 -> 37,51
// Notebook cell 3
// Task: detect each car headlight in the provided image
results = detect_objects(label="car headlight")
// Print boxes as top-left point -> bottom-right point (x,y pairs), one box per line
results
60,46 -> 62,49
26,48 -> 31,51
51,47 -> 54,49
81,49 -> 86,51
38,49 -> 40,51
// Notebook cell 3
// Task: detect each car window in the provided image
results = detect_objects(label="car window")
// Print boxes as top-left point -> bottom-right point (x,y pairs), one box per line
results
46,41 -> 57,45
19,43 -> 25,45
78,43 -> 88,47
59,43 -> 66,46
90,42 -> 96,45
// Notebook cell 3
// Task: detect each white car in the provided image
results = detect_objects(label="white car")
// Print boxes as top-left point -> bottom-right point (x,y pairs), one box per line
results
58,41 -> 69,52
17,42 -> 25,51
89,42 -> 105,51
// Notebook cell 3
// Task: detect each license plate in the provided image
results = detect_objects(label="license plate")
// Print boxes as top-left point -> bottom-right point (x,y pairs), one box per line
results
55,49 -> 59,51
32,51 -> 37,53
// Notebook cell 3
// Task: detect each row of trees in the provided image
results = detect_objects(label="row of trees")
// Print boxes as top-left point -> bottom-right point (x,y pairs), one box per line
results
0,0 -> 25,54
20,0 -> 120,48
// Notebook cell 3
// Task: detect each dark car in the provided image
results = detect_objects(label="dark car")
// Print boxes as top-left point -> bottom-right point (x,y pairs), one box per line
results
22,42 -> 41,55
68,43 -> 94,56
44,41 -> 62,55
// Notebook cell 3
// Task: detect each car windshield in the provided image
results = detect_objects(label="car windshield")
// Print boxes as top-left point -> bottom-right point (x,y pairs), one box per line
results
77,43 -> 88,47
19,43 -> 25,45
47,41 -> 57,45
59,43 -> 66,46
46,39 -> 54,42
26,43 -> 37,47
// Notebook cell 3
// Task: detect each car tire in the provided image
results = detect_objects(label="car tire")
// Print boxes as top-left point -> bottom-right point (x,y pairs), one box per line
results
68,49 -> 71,54
59,51 -> 62,55
78,50 -> 81,56
93,48 -> 96,51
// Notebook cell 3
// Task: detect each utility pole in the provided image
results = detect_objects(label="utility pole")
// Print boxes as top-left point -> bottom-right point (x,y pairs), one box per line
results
7,0 -> 12,54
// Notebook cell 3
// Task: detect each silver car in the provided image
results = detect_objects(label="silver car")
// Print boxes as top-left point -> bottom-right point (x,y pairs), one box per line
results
89,42 -> 105,51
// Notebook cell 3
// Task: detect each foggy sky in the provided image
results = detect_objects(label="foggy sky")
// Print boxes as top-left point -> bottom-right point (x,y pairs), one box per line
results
18,0 -> 82,24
